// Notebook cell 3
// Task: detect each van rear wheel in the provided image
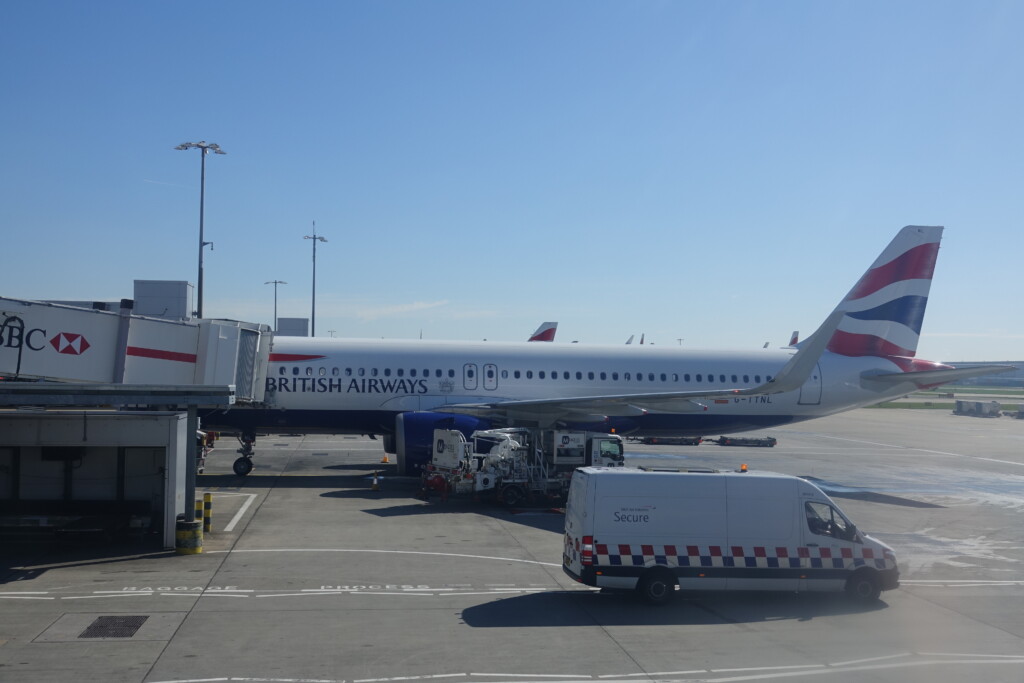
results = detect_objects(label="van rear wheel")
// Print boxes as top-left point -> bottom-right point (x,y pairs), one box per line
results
845,570 -> 881,602
636,567 -> 676,605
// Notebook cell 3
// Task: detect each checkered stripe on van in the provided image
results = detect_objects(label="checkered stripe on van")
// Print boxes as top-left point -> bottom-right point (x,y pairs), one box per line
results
592,544 -> 890,570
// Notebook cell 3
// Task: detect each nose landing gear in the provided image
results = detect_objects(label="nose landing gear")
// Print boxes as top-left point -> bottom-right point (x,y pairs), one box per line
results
233,433 -> 256,476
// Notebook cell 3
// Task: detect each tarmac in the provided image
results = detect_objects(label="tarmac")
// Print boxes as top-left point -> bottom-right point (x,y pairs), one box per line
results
3,408 -> 1024,683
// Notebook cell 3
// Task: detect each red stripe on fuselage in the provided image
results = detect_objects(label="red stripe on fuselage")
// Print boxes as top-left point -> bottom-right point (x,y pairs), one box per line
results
269,353 -> 327,362
126,346 -> 198,364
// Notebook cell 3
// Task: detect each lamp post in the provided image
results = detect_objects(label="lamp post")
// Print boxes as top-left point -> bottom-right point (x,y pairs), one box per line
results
264,280 -> 287,332
304,222 -> 327,337
175,141 -> 226,319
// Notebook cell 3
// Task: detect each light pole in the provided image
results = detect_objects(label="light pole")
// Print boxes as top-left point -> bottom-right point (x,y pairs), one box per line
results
175,141 -> 226,319
304,222 -> 327,337
264,280 -> 287,332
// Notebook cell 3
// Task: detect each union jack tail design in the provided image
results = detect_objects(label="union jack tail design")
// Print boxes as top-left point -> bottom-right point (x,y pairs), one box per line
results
826,225 -> 942,359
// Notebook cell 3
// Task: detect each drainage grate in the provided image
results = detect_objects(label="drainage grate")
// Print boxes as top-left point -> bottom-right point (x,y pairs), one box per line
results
79,615 -> 148,639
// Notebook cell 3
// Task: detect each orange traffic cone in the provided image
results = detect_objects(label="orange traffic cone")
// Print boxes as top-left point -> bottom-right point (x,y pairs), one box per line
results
381,453 -> 390,464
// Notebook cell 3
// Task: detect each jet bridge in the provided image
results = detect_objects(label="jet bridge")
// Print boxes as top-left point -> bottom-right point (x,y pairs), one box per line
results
0,296 -> 271,546
0,296 -> 271,395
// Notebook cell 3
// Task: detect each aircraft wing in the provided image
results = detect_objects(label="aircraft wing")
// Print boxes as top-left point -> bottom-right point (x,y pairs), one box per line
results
866,364 -> 1017,388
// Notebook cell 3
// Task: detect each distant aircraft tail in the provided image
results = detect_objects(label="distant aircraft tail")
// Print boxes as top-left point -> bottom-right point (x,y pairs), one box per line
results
528,322 -> 557,342
825,225 -> 942,358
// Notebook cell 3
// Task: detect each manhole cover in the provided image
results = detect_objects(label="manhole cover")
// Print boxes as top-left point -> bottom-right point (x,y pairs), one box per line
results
79,615 -> 148,639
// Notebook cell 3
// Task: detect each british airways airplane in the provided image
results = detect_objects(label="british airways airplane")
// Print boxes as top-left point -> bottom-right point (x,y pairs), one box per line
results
203,226 -> 1009,476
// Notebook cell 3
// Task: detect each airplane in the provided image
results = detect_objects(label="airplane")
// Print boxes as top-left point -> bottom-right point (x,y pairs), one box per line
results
202,226 -> 1012,476
528,322 -> 557,342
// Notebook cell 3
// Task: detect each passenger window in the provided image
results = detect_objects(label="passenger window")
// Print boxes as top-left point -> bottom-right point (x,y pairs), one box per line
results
279,367 -> 287,376
624,373 -> 631,380
319,367 -> 326,376
731,374 -> 737,383
564,371 -> 570,380
696,374 -> 702,382
539,371 -> 546,379
371,368 -> 379,377
332,367 -> 339,376
358,368 -> 365,377
587,372 -> 594,380
448,369 -> 455,378
384,368 -> 392,377
306,367 -> 313,376
743,375 -> 749,383
527,371 -> 533,379
600,372 -> 607,380
612,372 -> 619,381
397,369 -> 404,377
409,369 -> 416,377
719,374 -> 726,382
684,373 -> 690,382
292,367 -> 299,376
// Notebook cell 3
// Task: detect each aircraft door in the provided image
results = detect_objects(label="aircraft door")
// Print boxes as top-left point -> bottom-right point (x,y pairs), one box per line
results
482,364 -> 498,390
797,362 -> 822,405
463,363 -> 478,391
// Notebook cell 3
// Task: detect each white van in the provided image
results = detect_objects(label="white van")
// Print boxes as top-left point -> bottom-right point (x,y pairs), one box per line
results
562,467 -> 899,604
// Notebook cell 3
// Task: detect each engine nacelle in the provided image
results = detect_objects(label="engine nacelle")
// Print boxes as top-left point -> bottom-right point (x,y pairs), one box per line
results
394,412 -> 491,476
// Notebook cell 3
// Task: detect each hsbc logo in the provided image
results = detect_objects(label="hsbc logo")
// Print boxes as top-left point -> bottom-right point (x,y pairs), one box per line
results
49,332 -> 91,355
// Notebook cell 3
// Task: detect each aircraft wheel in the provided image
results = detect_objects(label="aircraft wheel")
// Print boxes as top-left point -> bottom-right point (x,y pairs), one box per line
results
636,567 -> 677,605
233,457 -> 254,476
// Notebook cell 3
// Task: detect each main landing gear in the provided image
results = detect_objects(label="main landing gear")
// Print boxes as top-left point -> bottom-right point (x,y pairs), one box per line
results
233,433 -> 255,476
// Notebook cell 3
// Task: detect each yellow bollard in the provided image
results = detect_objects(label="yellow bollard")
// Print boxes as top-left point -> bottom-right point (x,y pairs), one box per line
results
175,520 -> 203,554
203,493 -> 212,533
195,498 -> 203,524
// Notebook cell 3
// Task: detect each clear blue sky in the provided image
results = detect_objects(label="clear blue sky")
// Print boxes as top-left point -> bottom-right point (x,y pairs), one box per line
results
2,1 -> 1021,361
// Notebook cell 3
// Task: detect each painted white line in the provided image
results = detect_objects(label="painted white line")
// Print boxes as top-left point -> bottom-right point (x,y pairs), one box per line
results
470,675 -> 591,679
814,434 -> 1024,468
598,671 -> 707,678
0,595 -> 54,600
829,653 -> 911,667
915,652 -> 1024,659
223,492 -> 258,532
355,675 -> 467,682
205,548 -> 560,567
0,591 -> 49,594
63,594 -> 147,600
710,665 -> 825,673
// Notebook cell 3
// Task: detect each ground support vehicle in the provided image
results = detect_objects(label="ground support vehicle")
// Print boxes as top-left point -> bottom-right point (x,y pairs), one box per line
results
713,436 -> 778,447
563,467 -> 899,605
421,428 -> 624,506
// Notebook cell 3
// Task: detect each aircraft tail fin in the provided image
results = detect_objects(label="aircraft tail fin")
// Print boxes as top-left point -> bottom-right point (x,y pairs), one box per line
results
825,225 -> 942,358
528,322 -> 557,342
